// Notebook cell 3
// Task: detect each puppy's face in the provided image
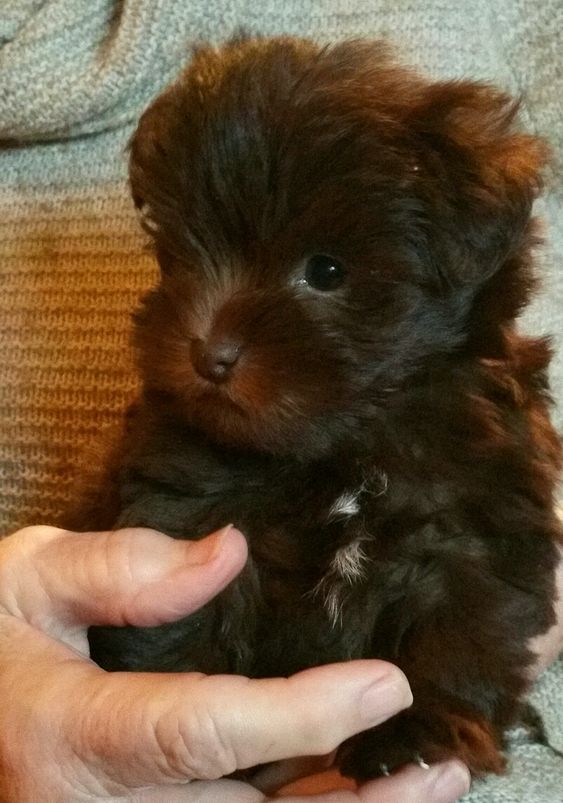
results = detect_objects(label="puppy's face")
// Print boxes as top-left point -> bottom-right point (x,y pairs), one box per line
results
130,36 -> 545,457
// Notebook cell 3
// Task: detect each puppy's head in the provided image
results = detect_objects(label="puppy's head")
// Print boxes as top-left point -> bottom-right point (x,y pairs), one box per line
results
130,36 -> 546,458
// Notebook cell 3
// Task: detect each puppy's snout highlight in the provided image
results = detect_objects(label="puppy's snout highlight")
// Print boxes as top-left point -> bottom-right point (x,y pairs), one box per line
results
191,336 -> 242,383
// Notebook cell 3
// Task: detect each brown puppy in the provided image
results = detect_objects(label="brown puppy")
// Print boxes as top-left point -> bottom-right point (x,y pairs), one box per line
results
81,36 -> 562,780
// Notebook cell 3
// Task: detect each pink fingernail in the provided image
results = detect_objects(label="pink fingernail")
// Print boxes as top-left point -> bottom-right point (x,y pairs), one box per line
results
188,525 -> 240,564
360,667 -> 413,725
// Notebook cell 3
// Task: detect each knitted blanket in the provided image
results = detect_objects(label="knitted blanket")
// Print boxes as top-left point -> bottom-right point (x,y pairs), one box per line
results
0,2 -> 561,800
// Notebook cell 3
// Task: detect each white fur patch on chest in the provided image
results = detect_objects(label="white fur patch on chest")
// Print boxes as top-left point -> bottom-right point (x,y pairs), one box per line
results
312,536 -> 370,627
327,489 -> 361,520
326,469 -> 388,523
331,538 -> 369,584
312,469 -> 388,627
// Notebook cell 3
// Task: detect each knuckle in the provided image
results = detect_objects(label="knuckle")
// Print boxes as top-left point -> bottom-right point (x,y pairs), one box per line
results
0,526 -> 64,592
5,526 -> 66,553
153,705 -> 238,781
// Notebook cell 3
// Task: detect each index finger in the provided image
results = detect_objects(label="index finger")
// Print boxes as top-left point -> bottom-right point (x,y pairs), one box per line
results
74,660 -> 412,788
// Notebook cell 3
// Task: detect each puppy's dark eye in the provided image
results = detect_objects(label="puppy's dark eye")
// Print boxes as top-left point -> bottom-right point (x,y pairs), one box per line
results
304,255 -> 347,291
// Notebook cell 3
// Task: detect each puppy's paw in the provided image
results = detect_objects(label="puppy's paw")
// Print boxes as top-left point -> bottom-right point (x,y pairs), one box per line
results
337,710 -> 506,781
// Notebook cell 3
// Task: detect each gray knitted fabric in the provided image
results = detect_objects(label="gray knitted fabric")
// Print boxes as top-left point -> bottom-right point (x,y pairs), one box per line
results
0,2 -> 561,800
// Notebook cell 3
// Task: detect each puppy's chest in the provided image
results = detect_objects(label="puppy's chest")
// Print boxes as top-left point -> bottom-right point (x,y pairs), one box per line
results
241,469 -> 390,620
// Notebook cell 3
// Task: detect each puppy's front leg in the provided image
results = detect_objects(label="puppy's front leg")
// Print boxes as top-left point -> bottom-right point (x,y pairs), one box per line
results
338,682 -> 506,780
337,539 -> 556,780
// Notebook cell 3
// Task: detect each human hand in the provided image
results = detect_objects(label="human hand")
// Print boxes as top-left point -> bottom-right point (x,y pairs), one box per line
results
0,523 -> 472,802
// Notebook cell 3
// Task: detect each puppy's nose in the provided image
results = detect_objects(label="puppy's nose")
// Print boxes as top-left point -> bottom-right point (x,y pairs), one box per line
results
190,337 -> 241,383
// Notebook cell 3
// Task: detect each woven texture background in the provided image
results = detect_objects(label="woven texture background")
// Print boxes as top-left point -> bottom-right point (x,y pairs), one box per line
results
0,2 -> 561,800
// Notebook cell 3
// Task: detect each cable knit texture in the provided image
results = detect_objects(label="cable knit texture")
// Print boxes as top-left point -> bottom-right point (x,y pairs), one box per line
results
0,2 -> 561,800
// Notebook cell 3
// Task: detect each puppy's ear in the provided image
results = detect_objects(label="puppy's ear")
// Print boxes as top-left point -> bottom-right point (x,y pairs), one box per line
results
411,82 -> 548,287
129,85 -> 187,251
128,45 -> 226,272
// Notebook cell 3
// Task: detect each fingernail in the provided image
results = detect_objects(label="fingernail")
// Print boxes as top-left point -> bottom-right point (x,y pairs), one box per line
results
428,761 -> 471,802
185,525 -> 240,565
360,668 -> 413,725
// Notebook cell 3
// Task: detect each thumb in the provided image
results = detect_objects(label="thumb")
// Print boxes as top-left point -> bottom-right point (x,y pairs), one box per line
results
0,524 -> 247,643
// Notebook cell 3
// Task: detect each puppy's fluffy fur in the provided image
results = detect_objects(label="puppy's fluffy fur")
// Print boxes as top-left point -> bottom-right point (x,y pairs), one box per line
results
80,36 -> 562,778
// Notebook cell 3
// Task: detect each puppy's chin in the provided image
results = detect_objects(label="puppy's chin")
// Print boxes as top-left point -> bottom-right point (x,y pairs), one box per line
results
164,378 -> 352,459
